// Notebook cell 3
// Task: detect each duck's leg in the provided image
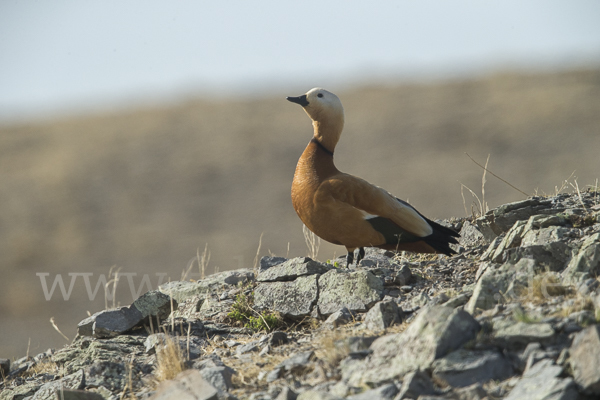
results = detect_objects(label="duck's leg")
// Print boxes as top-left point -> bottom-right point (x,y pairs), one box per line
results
356,247 -> 365,263
346,250 -> 354,267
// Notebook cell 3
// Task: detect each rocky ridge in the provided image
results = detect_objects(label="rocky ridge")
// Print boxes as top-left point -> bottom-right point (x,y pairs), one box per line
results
1,191 -> 600,400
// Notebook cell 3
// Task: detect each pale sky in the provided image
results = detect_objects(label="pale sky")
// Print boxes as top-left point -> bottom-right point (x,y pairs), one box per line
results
1,0 -> 599,122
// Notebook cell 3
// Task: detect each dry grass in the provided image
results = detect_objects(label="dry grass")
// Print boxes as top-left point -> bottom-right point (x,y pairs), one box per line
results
517,272 -> 571,303
303,225 -> 320,260
22,360 -> 60,377
557,295 -> 595,319
153,335 -> 186,382
314,331 -> 352,370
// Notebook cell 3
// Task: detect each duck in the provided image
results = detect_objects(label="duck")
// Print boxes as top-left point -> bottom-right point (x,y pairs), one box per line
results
287,87 -> 460,265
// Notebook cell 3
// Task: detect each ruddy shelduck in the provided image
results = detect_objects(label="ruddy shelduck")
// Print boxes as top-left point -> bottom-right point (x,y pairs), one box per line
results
287,88 -> 459,265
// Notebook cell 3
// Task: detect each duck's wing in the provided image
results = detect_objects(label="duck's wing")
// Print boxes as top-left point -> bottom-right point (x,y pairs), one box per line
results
319,173 -> 460,255
319,173 -> 434,238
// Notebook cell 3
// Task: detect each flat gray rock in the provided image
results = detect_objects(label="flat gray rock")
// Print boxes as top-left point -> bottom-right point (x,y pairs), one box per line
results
562,233 -> 600,284
459,221 -> 487,247
274,386 -> 298,400
256,257 -> 330,282
569,324 -> 600,394
396,370 -> 437,400
254,275 -> 318,318
504,359 -> 578,400
159,269 -> 254,302
346,383 -> 398,400
259,256 -> 288,272
296,391 -> 342,400
322,307 -> 355,328
77,290 -> 176,338
29,369 -> 84,400
277,350 -> 317,373
49,390 -> 105,400
347,306 -> 480,386
317,269 -> 383,316
465,259 -> 532,314
363,300 -> 402,331
431,349 -> 513,388
150,369 -> 219,400
493,320 -> 555,348
199,366 -> 235,392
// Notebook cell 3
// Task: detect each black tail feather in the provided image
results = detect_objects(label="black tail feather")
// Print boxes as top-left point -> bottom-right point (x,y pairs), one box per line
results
395,197 -> 460,256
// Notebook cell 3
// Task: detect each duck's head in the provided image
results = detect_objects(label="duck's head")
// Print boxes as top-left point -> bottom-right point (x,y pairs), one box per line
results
287,88 -> 345,151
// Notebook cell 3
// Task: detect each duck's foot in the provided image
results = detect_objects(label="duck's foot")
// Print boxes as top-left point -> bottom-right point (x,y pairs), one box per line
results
346,247 -> 366,267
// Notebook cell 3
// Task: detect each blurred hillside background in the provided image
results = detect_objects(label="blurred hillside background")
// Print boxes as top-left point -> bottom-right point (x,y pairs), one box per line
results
1,1 -> 600,359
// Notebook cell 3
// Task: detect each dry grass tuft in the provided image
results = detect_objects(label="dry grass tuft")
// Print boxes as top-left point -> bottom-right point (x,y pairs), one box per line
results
518,273 -> 571,303
229,351 -> 288,392
154,334 -> 186,382
558,295 -> 595,318
22,360 -> 60,377
303,225 -> 320,260
314,331 -> 351,370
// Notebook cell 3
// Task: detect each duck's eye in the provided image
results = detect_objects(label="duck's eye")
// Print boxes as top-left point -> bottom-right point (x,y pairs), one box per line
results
317,93 -> 323,98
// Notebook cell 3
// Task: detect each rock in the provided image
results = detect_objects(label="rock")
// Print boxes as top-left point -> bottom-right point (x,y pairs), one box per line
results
410,291 -> 430,308
257,257 -> 330,282
506,225 -> 573,271
145,333 -> 168,354
274,386 -> 298,400
262,331 -> 288,347
459,221 -> 487,247
249,393 -> 271,400
236,342 -> 260,355
396,370 -> 437,399
346,383 -> 398,400
276,350 -> 317,374
266,367 -> 284,383
476,198 -> 554,239
296,391 -> 342,400
159,269 -> 255,302
259,256 -> 288,272
482,220 -> 527,262
340,336 -> 378,354
348,306 -> 480,386
431,349 -> 513,388
562,233 -> 600,284
465,259 -> 532,314
150,369 -> 219,400
254,275 -> 318,318
441,292 -> 472,309
569,324 -> 600,394
132,290 -> 176,319
363,300 -> 402,331
323,307 -> 355,328
198,296 -> 235,319
390,264 -> 412,286
77,290 -> 176,338
27,369 -> 84,400
77,308 -> 141,339
504,359 -> 578,400
454,383 -> 488,400
51,390 -> 105,400
317,270 -> 383,316
199,366 -> 235,392
493,320 -> 555,348
0,358 -> 9,377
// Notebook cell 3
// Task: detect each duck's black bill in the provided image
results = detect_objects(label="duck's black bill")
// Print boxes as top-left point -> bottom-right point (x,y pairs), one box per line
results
286,95 -> 309,107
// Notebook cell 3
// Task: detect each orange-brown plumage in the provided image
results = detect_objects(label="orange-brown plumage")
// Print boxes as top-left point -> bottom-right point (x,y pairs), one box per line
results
287,88 -> 459,265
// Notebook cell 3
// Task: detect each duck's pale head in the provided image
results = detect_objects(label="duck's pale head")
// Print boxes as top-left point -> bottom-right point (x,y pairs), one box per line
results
287,88 -> 345,151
